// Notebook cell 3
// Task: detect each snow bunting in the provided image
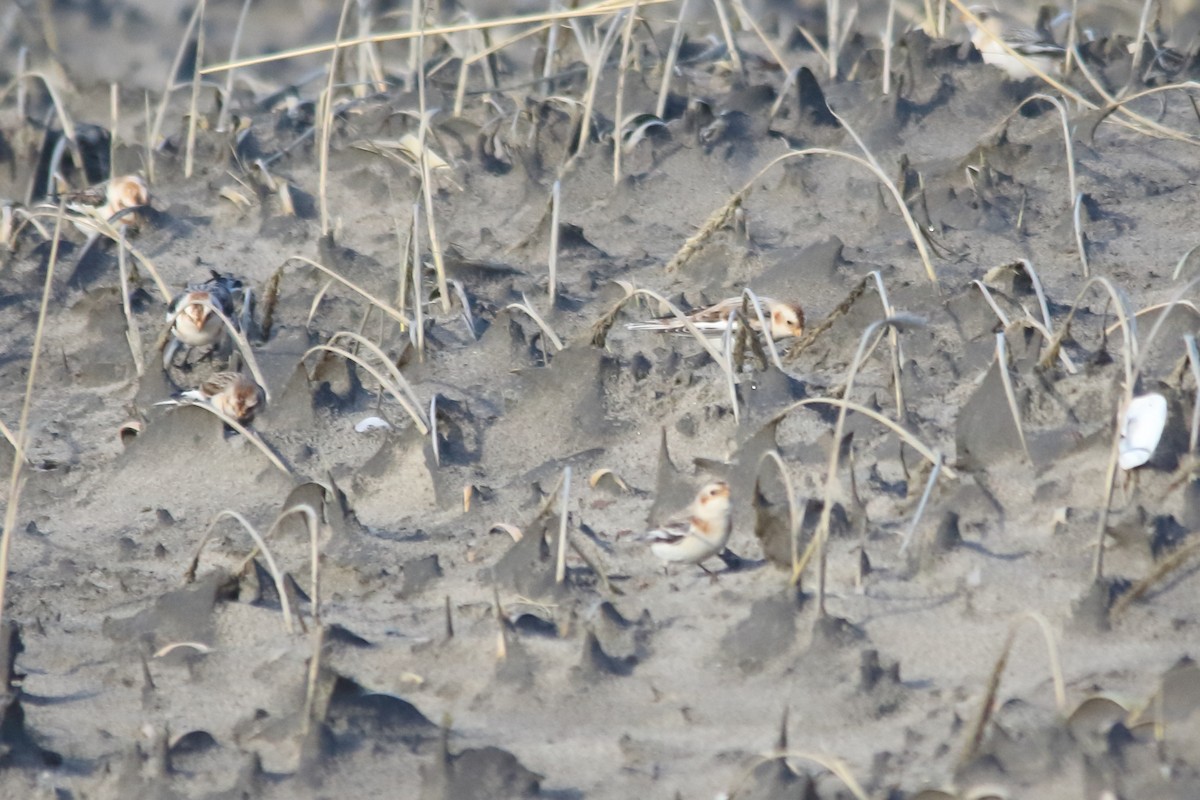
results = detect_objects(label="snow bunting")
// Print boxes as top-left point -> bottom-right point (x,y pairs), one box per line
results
157,372 -> 265,424
163,271 -> 244,368
644,481 -> 733,576
65,174 -> 151,230
965,6 -> 1065,81
627,297 -> 805,340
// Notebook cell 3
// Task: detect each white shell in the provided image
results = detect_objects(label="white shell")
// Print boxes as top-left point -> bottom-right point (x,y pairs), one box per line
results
354,416 -> 391,433
1119,393 -> 1168,470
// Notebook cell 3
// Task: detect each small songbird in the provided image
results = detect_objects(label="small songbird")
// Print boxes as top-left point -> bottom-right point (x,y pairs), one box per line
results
965,6 -> 1065,81
644,481 -> 733,577
65,174 -> 151,229
163,271 -> 244,369
627,297 -> 805,340
156,372 -> 265,425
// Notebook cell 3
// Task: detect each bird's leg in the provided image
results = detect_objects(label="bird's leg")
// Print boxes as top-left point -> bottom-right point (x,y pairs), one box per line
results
161,338 -> 181,371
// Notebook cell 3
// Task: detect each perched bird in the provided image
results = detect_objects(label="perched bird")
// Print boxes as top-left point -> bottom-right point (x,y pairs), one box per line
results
965,6 -> 1065,81
156,372 -> 265,425
163,271 -> 244,369
64,174 -> 151,230
627,297 -> 805,340
644,481 -> 733,577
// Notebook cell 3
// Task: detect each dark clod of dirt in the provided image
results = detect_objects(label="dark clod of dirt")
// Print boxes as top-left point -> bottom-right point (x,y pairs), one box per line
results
722,590 -> 804,674
733,757 -> 819,800
401,554 -> 445,598
812,613 -> 867,649
422,743 -> 542,800
578,630 -> 637,678
324,676 -> 436,753
932,510 -> 962,553
103,570 -> 233,649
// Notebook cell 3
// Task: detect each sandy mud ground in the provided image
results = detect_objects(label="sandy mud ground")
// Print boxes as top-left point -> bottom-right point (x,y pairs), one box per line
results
3,1 -> 1200,797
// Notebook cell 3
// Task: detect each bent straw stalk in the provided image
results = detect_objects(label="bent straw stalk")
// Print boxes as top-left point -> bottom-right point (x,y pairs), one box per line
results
301,624 -> 327,735
216,0 -> 254,133
1014,259 -> 1076,372
655,0 -> 690,119
1186,335 -> 1200,453
185,510 -> 295,633
1128,0 -> 1156,90
741,288 -> 784,371
1072,53 -> 1200,145
720,309 -> 741,425
1111,535 -> 1200,618
430,393 -> 440,466
730,751 -> 869,800
150,3 -> 204,152
573,11 -> 625,160
1172,242 -> 1200,281
827,0 -> 841,79
1035,279 -> 1136,581
589,286 -> 736,389
201,0 -> 669,75
318,0 -> 355,238
164,400 -> 292,475
0,420 -> 20,460
755,450 -> 801,584
960,611 -> 1066,763
548,180 -> 561,302
109,83 -> 119,182
869,271 -> 906,420
0,203 -> 66,622
302,344 -> 430,434
453,21 -> 555,116
288,256 -> 414,328
507,294 -> 565,353
1009,94 -> 1087,275
1038,278 -> 1200,582
898,453 -> 943,556
1073,193 -> 1089,276
412,226 -> 426,360
63,213 -> 172,302
261,503 -> 323,622
611,0 -> 641,184
778,396 -> 957,588
731,0 -> 793,71
965,0 -> 1200,146
666,146 -> 939,286
324,330 -> 428,425
664,189 -> 747,274
117,236 -> 145,376
711,0 -> 742,74
995,331 -> 1031,461
882,0 -> 896,95
1037,276 -> 1137,389
555,467 -> 572,584
184,0 -> 206,179
11,71 -> 80,166
785,275 -> 870,362
415,24 -> 451,315
811,317 -> 919,615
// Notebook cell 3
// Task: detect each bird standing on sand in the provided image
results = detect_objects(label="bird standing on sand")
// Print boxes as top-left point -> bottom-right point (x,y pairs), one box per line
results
627,297 -> 805,340
156,371 -> 265,425
64,174 -> 151,229
644,481 -> 733,577
163,271 -> 244,369
965,6 -> 1065,81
